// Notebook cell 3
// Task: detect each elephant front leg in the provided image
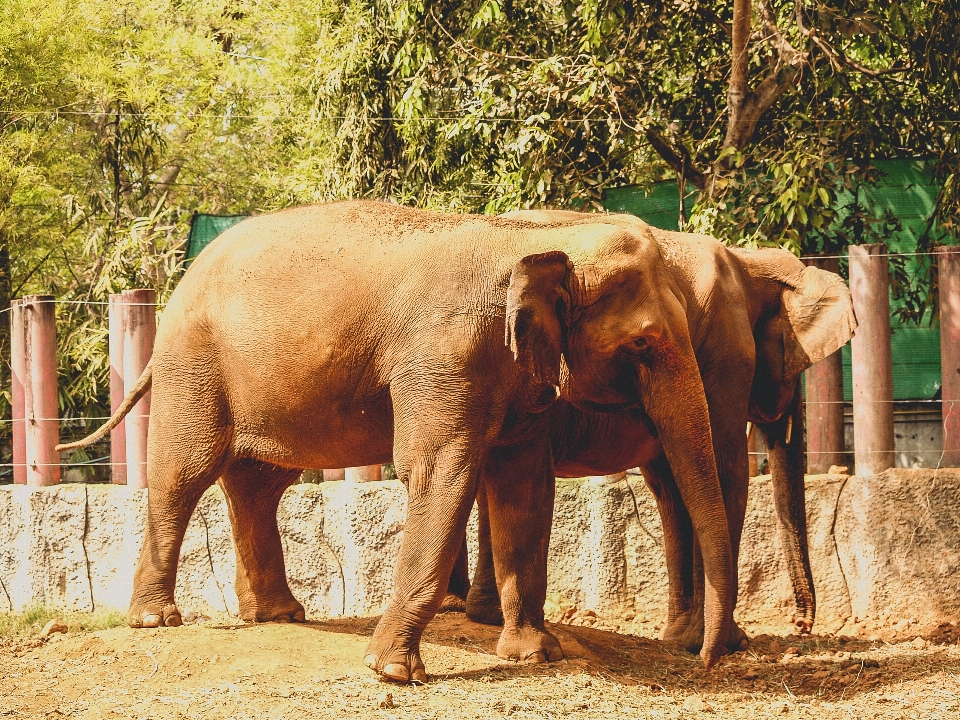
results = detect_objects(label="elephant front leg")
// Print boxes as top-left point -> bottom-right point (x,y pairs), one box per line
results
364,433 -> 487,683
483,440 -> 562,663
219,461 -> 305,623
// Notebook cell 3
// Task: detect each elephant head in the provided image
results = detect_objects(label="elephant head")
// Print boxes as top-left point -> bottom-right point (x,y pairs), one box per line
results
736,248 -> 858,422
502,223 -> 733,667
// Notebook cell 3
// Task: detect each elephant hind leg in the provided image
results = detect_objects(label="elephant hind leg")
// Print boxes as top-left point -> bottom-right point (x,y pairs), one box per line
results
220,460 -> 304,623
465,481 -> 504,626
129,403 -> 232,629
437,538 -> 470,613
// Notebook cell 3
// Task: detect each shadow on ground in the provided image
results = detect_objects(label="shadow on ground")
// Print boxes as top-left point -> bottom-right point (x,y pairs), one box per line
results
204,612 -> 959,703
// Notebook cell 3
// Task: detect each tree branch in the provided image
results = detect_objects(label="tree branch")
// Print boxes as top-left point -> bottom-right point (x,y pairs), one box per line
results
723,0 -> 806,151
645,128 -> 706,191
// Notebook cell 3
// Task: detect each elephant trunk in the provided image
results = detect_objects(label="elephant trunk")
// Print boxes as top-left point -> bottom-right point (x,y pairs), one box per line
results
762,380 -> 816,633
643,342 -> 733,668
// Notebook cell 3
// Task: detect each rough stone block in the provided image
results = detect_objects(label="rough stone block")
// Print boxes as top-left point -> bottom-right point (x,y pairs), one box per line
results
835,468 -> 960,628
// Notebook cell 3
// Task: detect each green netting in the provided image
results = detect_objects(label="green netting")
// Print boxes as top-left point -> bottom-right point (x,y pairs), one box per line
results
601,159 -> 953,401
185,213 -> 249,262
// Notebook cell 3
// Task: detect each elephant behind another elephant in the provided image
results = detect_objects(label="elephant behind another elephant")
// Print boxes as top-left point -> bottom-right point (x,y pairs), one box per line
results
455,210 -> 855,653
59,200 -> 743,679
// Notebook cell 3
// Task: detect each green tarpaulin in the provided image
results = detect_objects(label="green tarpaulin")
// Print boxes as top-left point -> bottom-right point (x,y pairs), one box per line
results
185,213 -> 248,263
601,159 -> 953,401
184,160 -> 952,401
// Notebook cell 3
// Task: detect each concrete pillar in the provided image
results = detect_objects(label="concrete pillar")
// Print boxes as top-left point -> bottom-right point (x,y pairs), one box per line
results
21,296 -> 60,486
323,469 -> 346,481
108,294 -> 127,484
746,423 -> 757,477
345,465 -> 382,482
849,244 -> 895,475
938,246 -> 960,467
9,299 -> 26,484
804,257 -> 847,473
121,289 -> 155,489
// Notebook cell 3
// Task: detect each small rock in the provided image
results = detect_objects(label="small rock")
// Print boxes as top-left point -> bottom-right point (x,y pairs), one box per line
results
828,465 -> 849,475
863,658 -> 880,669
834,651 -> 852,661
682,696 -> 709,713
39,619 -> 68,638
378,692 -> 394,709
783,646 -> 800,656
912,637 -> 928,649
743,668 -> 759,681
767,640 -> 783,655
780,653 -> 797,663
623,612 -> 636,621
582,609 -> 598,618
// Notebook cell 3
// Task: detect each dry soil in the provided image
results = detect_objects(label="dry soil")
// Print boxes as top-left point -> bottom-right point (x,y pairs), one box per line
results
2,614 -> 959,719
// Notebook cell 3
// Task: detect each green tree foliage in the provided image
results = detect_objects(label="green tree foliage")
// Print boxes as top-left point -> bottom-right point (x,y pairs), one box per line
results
1,1 -> 958,469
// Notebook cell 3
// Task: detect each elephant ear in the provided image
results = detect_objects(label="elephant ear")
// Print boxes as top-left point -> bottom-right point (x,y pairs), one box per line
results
505,251 -> 573,386
752,265 -> 857,421
780,265 -> 858,380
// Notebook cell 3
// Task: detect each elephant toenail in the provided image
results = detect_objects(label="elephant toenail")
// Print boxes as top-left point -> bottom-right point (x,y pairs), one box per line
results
142,614 -> 161,627
274,615 -> 291,623
364,654 -> 379,671
523,650 -> 548,663
164,614 -> 182,627
548,647 -> 564,661
411,667 -> 427,683
382,663 -> 411,682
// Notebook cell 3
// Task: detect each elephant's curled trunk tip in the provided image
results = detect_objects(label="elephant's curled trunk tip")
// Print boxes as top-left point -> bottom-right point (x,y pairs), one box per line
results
55,363 -> 153,453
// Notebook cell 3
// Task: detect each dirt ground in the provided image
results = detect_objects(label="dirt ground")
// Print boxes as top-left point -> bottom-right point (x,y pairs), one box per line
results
2,612 -> 959,720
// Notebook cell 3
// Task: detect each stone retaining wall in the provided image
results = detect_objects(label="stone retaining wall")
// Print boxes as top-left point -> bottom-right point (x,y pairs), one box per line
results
1,469 -> 958,635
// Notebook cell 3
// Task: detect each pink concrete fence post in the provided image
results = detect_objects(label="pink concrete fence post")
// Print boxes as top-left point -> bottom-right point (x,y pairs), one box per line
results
21,296 -> 60,486
804,350 -> 845,472
108,294 -> 127,484
323,469 -> 347,481
849,244 -> 895,475
9,299 -> 26,484
121,289 -> 156,489
804,256 -> 847,473
938,245 -> 960,467
345,465 -> 382,482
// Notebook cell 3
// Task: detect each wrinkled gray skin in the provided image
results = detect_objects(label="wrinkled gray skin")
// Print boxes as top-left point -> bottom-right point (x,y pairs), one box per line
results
457,210 -> 856,653
63,201 -> 739,681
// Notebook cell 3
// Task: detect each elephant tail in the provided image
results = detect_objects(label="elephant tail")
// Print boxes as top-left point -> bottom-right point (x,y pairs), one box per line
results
55,363 -> 153,452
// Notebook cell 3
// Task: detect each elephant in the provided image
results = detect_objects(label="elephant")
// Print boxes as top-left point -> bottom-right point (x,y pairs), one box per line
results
59,199 -> 738,681
455,209 -> 856,653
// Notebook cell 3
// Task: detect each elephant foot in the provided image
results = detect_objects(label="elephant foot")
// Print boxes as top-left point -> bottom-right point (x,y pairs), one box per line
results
364,639 -> 427,684
437,593 -> 467,614
465,586 -> 504,626
238,594 -> 306,624
128,600 -> 182,628
496,625 -> 563,663
659,611 -> 748,654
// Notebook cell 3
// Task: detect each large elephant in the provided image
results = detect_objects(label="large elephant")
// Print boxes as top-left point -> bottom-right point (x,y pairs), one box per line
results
59,200 -> 736,680
459,209 -> 856,652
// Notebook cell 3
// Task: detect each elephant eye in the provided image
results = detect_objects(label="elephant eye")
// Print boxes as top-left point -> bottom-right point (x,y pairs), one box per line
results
623,337 -> 651,356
